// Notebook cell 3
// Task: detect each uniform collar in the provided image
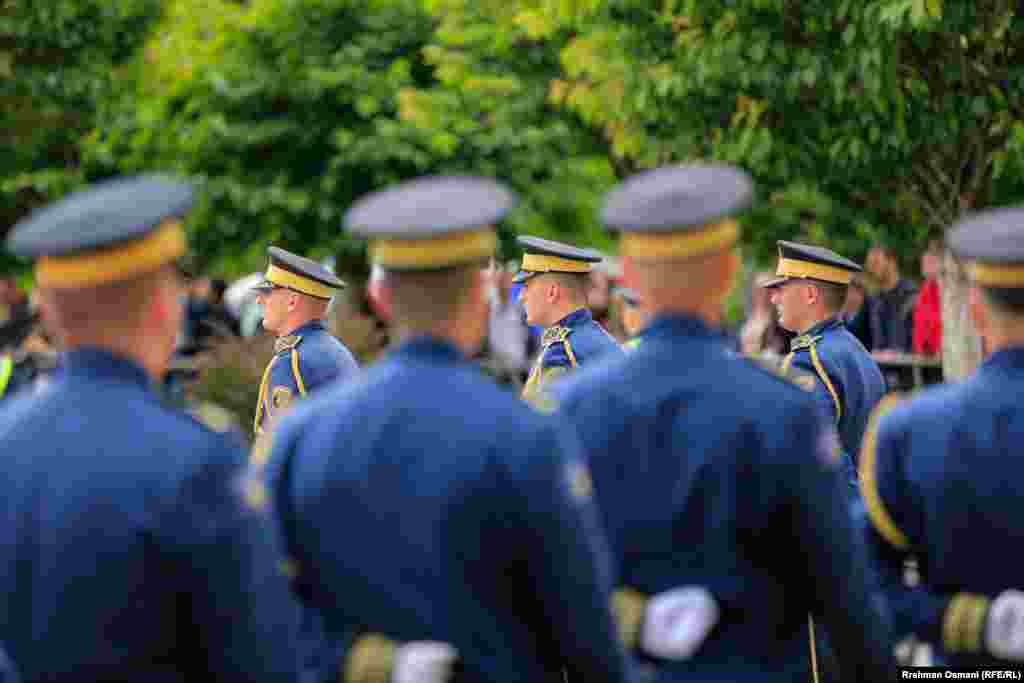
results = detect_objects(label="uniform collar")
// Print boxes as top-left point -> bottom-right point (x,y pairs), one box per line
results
553,307 -> 592,329
60,347 -> 152,388
981,347 -> 1024,374
802,316 -> 843,337
283,319 -> 326,338
392,335 -> 465,364
642,312 -> 722,343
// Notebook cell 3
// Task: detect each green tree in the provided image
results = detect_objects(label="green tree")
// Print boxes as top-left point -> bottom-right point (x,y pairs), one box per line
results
87,0 -> 616,281
0,0 -> 161,272
513,0 -> 1023,376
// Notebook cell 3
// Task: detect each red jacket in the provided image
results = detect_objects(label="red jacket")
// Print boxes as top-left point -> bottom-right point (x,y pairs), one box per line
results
912,278 -> 942,355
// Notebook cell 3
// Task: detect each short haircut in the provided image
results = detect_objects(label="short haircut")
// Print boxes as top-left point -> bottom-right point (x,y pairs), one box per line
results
546,271 -> 589,302
812,280 -> 848,313
387,263 -> 482,329
42,267 -> 173,334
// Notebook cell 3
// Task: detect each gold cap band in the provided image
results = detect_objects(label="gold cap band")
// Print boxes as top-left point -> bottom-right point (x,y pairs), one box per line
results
369,229 -> 496,269
265,263 -> 337,299
520,253 -> 593,275
776,257 -> 853,285
966,262 -> 1024,288
35,219 -> 187,289
619,219 -> 739,261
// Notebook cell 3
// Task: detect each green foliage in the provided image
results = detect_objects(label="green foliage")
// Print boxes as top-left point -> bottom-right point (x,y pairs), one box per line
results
0,0 -> 162,272
538,0 -> 1024,270
87,0 -> 439,275
85,0 -> 616,275
8,0 -> 1024,283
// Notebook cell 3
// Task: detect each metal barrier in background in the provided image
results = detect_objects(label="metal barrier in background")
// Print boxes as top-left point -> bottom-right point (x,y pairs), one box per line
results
872,352 -> 944,393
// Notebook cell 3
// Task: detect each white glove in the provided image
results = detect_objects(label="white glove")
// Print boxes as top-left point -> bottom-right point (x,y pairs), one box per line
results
987,590 -> 1024,661
640,586 -> 720,661
392,641 -> 458,683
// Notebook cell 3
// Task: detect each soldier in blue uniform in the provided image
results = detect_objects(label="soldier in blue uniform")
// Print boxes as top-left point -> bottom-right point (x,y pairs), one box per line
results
858,206 -> 1024,665
0,646 -> 16,683
515,236 -> 622,405
264,175 -> 636,683
556,164 -> 896,683
252,246 -> 358,442
0,175 -> 307,681
763,241 -> 886,486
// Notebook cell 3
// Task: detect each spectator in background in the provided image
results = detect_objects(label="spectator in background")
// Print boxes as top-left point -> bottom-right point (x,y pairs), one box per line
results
486,260 -> 532,379
865,243 -> 918,354
912,238 -> 943,357
739,271 -> 791,358
0,278 -> 29,327
844,275 -> 872,348
586,255 -> 618,333
208,278 -> 241,337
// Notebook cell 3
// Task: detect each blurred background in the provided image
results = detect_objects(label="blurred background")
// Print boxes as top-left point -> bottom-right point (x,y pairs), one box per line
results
4,0 -> 1022,435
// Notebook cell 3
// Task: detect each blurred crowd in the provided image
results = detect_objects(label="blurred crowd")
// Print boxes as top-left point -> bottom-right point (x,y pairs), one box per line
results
0,236 -> 946,417
740,238 -> 945,363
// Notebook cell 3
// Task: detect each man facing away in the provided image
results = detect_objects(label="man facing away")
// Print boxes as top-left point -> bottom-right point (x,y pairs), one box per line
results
252,246 -> 358,442
263,175 -> 638,683
859,206 -> 1024,667
515,236 -> 622,406
0,175 -> 305,681
556,164 -> 896,683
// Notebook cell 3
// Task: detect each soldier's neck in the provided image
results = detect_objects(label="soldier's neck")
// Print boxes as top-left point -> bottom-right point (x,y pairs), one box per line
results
278,315 -> 323,338
545,303 -> 586,328
795,307 -> 838,335
62,336 -> 167,384
394,323 -> 482,358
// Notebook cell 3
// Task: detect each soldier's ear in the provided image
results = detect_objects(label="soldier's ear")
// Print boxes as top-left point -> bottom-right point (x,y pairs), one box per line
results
546,278 -> 560,303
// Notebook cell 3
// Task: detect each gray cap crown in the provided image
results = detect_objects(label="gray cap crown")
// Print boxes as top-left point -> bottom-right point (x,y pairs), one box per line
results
344,175 -> 516,238
601,163 -> 754,232
8,175 -> 193,258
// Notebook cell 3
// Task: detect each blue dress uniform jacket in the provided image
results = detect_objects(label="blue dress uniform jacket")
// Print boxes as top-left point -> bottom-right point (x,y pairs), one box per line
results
522,308 -> 621,402
255,320 -> 358,435
860,347 -> 1024,664
265,336 -> 634,683
0,349 -> 304,682
0,646 -> 16,683
782,316 -> 886,482
557,314 -> 895,683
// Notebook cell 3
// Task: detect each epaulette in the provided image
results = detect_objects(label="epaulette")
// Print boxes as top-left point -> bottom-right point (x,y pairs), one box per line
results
542,325 -> 572,348
744,353 -> 816,392
790,333 -> 822,352
274,335 -> 302,354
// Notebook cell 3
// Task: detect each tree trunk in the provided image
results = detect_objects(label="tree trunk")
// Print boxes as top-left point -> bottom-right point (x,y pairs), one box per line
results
940,250 -> 982,382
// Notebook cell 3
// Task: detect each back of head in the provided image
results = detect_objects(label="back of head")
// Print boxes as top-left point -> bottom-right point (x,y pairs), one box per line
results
344,175 -> 517,352
600,163 -> 754,320
387,265 -> 482,330
949,208 -> 1024,322
5,175 -> 196,376
39,269 -> 173,342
